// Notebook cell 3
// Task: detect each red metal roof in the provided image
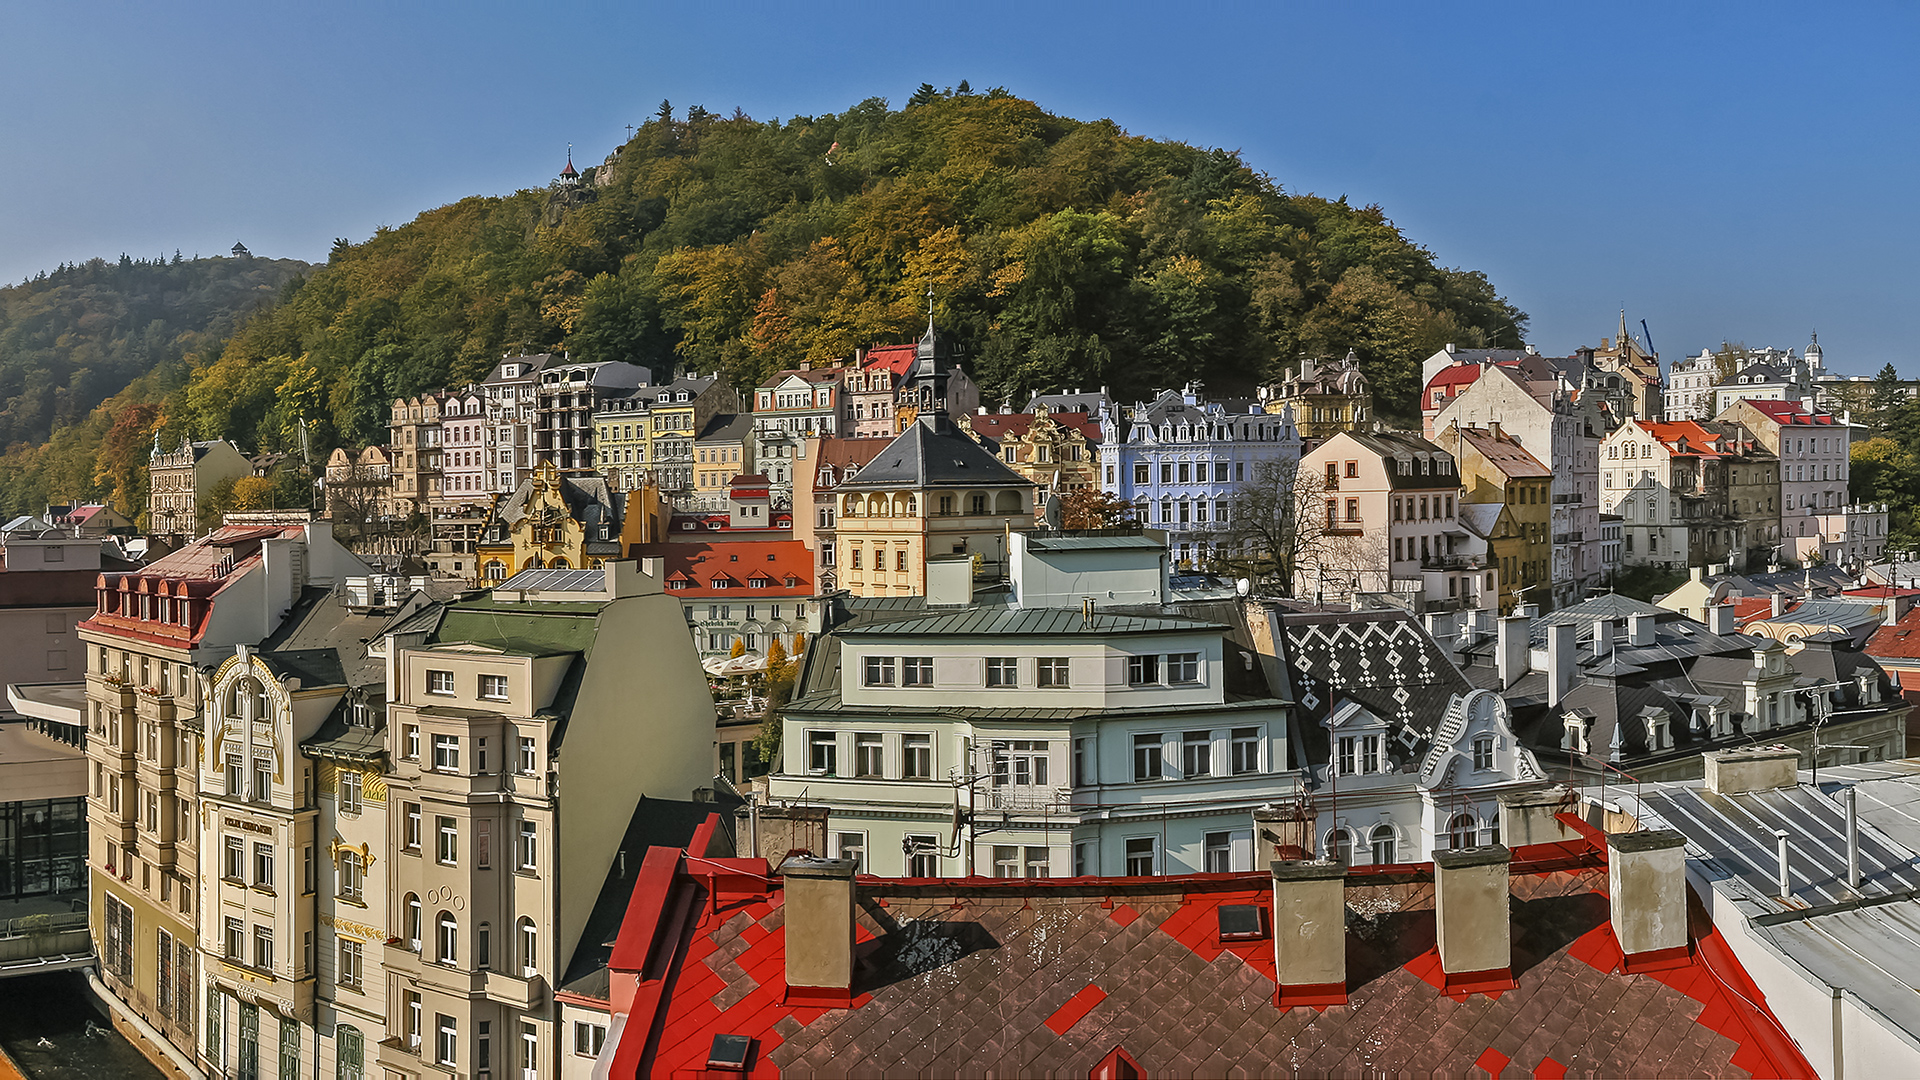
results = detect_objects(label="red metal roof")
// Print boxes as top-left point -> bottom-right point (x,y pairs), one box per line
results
1742,400 -> 1839,425
1638,421 -> 1738,457
859,344 -> 918,378
601,835 -> 1814,1078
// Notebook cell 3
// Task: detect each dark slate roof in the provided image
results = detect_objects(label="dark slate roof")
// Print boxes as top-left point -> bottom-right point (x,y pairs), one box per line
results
840,606 -> 1216,638
1268,608 -> 1472,766
491,472 -> 622,532
1341,430 -> 1462,491
695,412 -> 755,443
834,414 -> 1032,490
255,586 -> 391,688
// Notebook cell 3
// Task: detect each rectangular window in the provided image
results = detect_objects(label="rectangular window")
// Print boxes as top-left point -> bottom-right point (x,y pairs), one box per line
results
862,655 -> 895,686
1133,734 -> 1163,781
1205,831 -> 1234,873
1128,654 -> 1160,686
432,734 -> 460,772
254,925 -> 273,970
1134,461 -> 1150,486
437,817 -> 458,865
1126,837 -> 1157,876
253,843 -> 274,888
252,757 -> 272,801
903,734 -> 932,779
225,916 -> 244,960
436,1015 -> 457,1067
339,769 -> 361,814
905,834 -> 939,877
338,939 -> 362,989
1037,657 -> 1070,688
404,803 -> 421,850
1361,734 -> 1381,774
854,733 -> 884,777
427,670 -> 454,695
833,831 -> 865,872
519,821 -> 537,870
1231,728 -> 1260,775
225,835 -> 245,880
476,819 -> 490,869
403,724 -> 420,760
478,674 -> 508,701
985,657 -> 1017,687
901,657 -> 934,686
1166,652 -> 1200,683
1182,731 -> 1212,778
574,1021 -> 608,1057
808,731 -> 836,775
1073,736 -> 1094,787
1338,736 -> 1356,776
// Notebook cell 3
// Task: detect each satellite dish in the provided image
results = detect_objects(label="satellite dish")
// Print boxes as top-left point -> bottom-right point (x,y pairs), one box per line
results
1042,493 -> 1063,529
1236,578 -> 1252,597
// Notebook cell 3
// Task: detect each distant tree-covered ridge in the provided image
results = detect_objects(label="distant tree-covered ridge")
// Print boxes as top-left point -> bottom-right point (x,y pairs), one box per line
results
0,87 -> 1525,520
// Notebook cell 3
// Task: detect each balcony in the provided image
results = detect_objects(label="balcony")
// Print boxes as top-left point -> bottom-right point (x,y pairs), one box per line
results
483,969 -> 547,1010
1420,554 -> 1484,571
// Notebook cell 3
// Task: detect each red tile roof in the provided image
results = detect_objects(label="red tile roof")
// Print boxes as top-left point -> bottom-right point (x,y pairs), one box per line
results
964,410 -> 1102,443
639,541 -> 813,597
808,438 -> 891,495
1867,607 -> 1920,660
601,836 -> 1813,1078
1638,420 -> 1739,457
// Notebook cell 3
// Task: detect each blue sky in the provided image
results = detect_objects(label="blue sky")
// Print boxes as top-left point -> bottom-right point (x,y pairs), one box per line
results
3,2 -> 1916,373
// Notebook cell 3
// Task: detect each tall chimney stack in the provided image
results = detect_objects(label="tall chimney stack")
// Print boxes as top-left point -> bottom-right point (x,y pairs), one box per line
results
1433,846 -> 1515,994
778,856 -> 858,1007
1497,615 -> 1531,690
1606,830 -> 1692,973
1707,600 -> 1736,636
1270,860 -> 1348,1008
1547,622 -> 1575,707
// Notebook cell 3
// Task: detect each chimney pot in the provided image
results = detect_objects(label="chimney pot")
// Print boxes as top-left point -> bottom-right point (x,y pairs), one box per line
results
777,856 -> 858,1007
1605,829 -> 1691,972
1433,846 -> 1515,993
1270,860 -> 1348,1007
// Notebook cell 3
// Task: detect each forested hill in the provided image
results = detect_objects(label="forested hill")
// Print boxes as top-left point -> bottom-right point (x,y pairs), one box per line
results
193,88 -> 1525,457
0,253 -> 310,448
0,88 -> 1525,520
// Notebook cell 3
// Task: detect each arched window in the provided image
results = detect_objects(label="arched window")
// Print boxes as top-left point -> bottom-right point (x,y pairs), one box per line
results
1326,828 -> 1354,865
404,894 -> 422,951
1447,813 -> 1478,851
483,560 -> 507,582
335,1024 -> 363,1080
1369,824 -> 1397,865
518,917 -> 538,976
437,912 -> 457,965
549,558 -> 570,570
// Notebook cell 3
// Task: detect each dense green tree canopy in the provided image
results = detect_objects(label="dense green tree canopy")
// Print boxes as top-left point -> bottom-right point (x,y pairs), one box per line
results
0,87 -> 1526,520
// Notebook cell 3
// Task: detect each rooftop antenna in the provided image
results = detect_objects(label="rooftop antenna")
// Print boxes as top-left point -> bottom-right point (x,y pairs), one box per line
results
927,279 -> 936,333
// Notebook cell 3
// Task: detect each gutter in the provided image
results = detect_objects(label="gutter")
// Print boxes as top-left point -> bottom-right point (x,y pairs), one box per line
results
85,968 -> 207,1080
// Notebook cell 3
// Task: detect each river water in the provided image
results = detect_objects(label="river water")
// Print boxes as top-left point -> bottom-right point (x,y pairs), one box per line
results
0,971 -> 163,1079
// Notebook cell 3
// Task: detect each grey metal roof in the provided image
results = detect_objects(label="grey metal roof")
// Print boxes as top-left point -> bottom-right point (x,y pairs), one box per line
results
1799,759 -> 1920,851
785,691 -> 1287,722
1635,783 -> 1920,910
498,568 -> 605,593
841,605 -> 1214,637
833,415 -> 1032,490
1021,532 -> 1166,551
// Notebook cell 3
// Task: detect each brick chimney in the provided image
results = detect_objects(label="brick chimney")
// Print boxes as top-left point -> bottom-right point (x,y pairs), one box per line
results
778,856 -> 858,1007
1433,846 -> 1514,994
1606,830 -> 1692,973
1270,860 -> 1348,1008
